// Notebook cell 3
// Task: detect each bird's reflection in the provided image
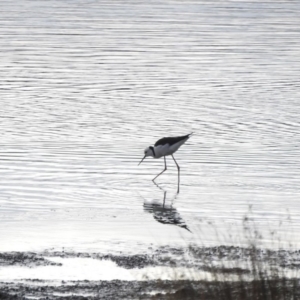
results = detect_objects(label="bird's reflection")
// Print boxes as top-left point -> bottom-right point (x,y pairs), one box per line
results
143,186 -> 191,232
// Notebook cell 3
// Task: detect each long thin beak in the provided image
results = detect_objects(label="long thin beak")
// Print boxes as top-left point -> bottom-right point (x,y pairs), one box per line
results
138,155 -> 146,166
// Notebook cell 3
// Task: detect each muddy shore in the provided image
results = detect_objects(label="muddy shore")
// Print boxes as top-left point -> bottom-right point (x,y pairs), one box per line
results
1,246 -> 300,299
1,279 -> 299,300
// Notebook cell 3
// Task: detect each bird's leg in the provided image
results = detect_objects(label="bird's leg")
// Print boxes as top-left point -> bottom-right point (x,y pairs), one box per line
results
152,156 -> 167,182
163,191 -> 166,208
171,154 -> 180,193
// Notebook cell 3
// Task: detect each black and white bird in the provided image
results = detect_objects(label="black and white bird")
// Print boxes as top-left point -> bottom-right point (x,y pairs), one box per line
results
138,133 -> 193,192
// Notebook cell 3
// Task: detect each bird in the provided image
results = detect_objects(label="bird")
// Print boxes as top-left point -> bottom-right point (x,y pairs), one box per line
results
138,133 -> 193,192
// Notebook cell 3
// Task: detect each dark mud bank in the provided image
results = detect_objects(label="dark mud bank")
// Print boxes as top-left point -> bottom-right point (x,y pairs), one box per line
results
1,245 -> 300,299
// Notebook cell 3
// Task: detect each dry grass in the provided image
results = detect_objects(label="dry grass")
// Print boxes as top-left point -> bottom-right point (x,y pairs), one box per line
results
151,213 -> 300,300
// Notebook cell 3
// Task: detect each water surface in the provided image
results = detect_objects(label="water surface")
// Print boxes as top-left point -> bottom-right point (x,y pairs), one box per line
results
1,0 -> 300,251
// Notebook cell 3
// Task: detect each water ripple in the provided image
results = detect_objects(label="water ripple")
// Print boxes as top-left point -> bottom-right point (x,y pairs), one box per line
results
1,0 -> 300,249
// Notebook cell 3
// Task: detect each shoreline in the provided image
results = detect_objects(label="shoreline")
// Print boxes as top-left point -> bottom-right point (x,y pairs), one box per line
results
1,245 -> 300,299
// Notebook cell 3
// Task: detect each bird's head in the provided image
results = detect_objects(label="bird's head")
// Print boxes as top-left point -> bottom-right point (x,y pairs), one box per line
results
138,146 -> 155,165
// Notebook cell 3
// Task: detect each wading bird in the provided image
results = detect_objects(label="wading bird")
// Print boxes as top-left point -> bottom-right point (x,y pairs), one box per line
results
138,133 -> 193,192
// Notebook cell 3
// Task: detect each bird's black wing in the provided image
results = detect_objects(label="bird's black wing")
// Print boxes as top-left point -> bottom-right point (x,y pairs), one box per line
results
154,134 -> 191,147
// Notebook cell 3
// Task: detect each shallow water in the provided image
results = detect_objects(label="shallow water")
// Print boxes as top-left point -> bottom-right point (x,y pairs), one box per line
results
0,257 -> 215,281
1,0 -> 300,252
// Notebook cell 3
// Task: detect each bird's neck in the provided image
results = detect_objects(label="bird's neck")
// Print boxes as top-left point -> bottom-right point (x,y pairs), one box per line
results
150,146 -> 156,157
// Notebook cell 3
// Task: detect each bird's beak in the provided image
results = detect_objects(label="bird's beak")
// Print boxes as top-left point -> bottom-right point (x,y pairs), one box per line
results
138,155 -> 146,166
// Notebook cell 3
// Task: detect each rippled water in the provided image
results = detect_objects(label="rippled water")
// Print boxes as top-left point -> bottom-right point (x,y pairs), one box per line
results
1,0 -> 300,251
